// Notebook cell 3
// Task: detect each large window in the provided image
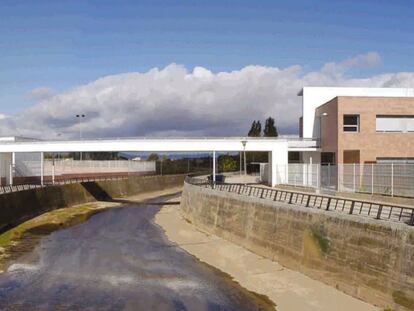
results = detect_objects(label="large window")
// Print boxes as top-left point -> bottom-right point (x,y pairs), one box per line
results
343,115 -> 359,132
376,115 -> 414,133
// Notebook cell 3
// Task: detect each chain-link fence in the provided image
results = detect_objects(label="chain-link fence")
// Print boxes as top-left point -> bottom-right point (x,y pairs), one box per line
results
277,163 -> 414,197
12,156 -> 156,185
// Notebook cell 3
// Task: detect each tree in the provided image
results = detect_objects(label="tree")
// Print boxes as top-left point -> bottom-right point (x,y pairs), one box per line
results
247,120 -> 262,137
263,117 -> 278,137
147,153 -> 159,161
219,155 -> 237,172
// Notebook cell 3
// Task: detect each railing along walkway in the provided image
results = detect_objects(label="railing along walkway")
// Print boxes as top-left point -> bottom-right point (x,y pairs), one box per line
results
0,176 -> 129,195
186,177 -> 414,226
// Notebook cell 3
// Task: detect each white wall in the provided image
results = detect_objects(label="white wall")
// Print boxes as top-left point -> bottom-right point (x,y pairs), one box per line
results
268,141 -> 289,187
0,153 -> 12,185
300,87 -> 414,139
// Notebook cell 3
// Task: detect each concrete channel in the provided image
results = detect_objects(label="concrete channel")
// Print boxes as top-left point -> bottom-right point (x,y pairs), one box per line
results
0,194 -> 274,310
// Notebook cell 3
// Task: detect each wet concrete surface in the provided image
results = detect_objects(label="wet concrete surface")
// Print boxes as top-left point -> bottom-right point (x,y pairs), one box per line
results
0,195 -> 274,311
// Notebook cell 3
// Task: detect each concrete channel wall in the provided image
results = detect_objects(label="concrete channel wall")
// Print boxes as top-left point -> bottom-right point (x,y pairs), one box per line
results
0,175 -> 185,232
180,182 -> 414,310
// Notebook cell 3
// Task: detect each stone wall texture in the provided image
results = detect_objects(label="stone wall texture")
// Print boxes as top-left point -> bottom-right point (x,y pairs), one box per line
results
181,182 -> 414,310
0,174 -> 185,232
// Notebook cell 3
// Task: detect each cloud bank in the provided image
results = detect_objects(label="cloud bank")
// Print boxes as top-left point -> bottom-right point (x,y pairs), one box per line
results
2,52 -> 414,139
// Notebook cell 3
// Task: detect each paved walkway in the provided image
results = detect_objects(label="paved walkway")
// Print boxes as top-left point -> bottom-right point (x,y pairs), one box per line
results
155,201 -> 379,311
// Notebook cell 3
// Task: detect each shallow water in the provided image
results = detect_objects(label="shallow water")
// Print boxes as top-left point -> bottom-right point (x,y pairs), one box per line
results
0,195 -> 274,311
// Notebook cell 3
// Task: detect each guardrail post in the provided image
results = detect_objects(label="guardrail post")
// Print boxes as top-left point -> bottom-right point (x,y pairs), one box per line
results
260,188 -> 265,199
409,210 -> 414,226
376,205 -> 383,220
326,197 -> 331,210
289,193 -> 293,204
349,201 -> 355,215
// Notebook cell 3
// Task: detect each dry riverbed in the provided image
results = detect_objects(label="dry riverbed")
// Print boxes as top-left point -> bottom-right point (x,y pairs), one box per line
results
155,197 -> 380,311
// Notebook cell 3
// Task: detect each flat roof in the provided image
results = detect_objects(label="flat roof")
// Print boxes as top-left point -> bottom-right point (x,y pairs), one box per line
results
298,86 -> 414,97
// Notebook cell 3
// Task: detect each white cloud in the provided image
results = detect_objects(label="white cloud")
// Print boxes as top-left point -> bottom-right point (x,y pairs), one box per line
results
26,87 -> 56,102
1,52 -> 413,139
321,51 -> 381,75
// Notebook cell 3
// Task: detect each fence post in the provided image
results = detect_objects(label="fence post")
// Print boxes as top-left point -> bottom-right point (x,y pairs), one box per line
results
40,152 -> 44,186
212,151 -> 216,188
285,164 -> 288,184
316,164 -> 320,189
337,164 -> 340,192
52,159 -> 55,185
353,163 -> 356,192
371,163 -> 374,195
391,163 -> 394,197
328,163 -> 331,188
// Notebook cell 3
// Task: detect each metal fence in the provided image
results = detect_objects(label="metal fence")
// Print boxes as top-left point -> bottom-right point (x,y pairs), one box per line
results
273,163 -> 414,198
8,158 -> 156,186
185,176 -> 414,226
0,175 -> 129,195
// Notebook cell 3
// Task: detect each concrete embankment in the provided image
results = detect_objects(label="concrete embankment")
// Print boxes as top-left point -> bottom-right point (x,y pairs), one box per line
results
180,182 -> 414,310
0,174 -> 185,232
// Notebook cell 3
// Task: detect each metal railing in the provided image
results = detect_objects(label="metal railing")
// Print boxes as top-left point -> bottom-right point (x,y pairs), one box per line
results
268,163 -> 414,198
0,175 -> 129,195
185,177 -> 414,226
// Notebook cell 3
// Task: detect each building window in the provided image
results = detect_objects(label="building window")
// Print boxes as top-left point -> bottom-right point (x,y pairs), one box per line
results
376,115 -> 414,133
343,115 -> 359,132
321,152 -> 335,165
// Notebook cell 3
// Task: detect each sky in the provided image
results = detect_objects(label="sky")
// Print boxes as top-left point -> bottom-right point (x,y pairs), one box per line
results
0,0 -> 414,138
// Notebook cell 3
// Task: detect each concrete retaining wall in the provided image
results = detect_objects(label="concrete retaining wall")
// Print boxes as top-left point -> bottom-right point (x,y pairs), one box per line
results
181,182 -> 414,310
0,175 -> 185,232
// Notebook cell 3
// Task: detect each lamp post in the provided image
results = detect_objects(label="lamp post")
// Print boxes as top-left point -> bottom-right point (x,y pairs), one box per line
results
242,140 -> 247,177
76,114 -> 85,160
76,114 -> 85,139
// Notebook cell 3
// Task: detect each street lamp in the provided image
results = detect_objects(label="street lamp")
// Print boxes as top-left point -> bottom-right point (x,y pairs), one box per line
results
242,140 -> 247,177
76,114 -> 85,139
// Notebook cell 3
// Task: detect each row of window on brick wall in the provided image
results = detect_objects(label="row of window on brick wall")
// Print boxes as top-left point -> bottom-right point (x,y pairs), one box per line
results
342,114 -> 414,133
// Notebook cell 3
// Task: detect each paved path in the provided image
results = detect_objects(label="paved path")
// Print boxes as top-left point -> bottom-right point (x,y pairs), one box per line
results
0,195 -> 273,311
156,201 -> 379,311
